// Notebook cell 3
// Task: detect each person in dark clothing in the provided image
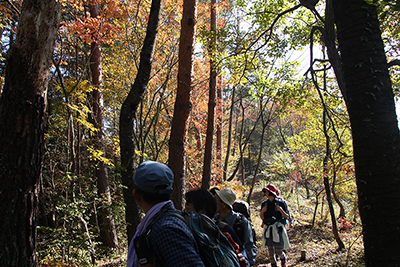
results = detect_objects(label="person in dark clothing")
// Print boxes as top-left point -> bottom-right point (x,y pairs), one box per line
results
127,161 -> 205,267
184,188 -> 248,267
260,184 -> 291,267
215,188 -> 258,266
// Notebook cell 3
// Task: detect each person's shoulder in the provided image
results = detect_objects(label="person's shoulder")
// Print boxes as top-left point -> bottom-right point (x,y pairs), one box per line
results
231,210 -> 249,223
153,210 -> 188,229
148,211 -> 206,267
230,210 -> 240,218
150,210 -> 197,248
276,196 -> 287,204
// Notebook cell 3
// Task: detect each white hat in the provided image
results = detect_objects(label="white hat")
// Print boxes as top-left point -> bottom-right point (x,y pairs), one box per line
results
216,188 -> 236,209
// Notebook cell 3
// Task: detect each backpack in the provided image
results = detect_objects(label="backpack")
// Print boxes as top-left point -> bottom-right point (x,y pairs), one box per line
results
232,213 -> 257,245
261,197 -> 287,225
232,200 -> 251,219
232,200 -> 256,244
134,210 -> 240,267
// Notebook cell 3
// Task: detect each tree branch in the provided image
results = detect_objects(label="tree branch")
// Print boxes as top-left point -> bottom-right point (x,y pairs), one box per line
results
388,59 -> 400,68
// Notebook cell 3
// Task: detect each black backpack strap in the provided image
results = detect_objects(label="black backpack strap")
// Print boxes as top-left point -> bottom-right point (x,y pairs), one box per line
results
134,209 -> 185,266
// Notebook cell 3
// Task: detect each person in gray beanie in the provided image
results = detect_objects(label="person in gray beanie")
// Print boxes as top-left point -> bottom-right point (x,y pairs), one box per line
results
127,161 -> 204,267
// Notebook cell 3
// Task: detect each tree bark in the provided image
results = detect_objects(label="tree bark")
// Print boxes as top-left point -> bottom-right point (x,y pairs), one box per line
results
223,86 -> 235,181
331,169 -> 346,218
322,110 -> 345,250
0,0 -> 60,265
169,0 -> 196,209
202,0 -> 217,189
216,78 -> 223,182
332,0 -> 400,265
120,0 -> 162,243
89,2 -> 118,248
247,100 -> 269,202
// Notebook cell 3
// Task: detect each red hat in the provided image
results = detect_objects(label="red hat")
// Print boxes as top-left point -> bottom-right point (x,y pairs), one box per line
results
262,184 -> 278,196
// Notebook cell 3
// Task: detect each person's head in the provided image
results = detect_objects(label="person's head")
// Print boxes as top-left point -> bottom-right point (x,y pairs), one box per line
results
209,187 -> 220,196
132,161 -> 174,206
262,184 -> 278,199
215,188 -> 236,213
184,189 -> 217,218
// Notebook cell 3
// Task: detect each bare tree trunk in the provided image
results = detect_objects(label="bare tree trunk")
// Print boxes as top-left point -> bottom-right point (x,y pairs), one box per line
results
238,91 -> 245,184
311,189 -> 323,228
169,0 -> 196,209
227,103 -> 261,182
247,100 -> 270,202
76,43 -> 82,178
322,110 -> 345,250
223,87 -> 235,181
119,0 -> 162,243
0,0 -> 60,265
202,0 -> 217,189
216,78 -> 223,182
88,2 -> 118,249
194,119 -> 203,149
331,168 -> 346,218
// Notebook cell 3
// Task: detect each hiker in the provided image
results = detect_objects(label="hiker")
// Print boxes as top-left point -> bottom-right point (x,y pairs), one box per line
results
214,188 -> 258,266
207,187 -> 247,250
211,187 -> 256,241
260,184 -> 291,267
184,188 -> 249,267
184,188 -> 217,219
127,161 -> 205,267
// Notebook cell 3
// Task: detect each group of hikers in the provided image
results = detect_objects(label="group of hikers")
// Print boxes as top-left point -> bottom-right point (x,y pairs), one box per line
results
127,161 -> 293,267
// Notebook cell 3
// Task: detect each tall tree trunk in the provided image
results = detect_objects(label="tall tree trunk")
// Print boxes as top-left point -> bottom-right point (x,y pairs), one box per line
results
331,168 -> 346,218
0,0 -> 60,265
322,110 -> 345,250
238,91 -> 245,183
332,0 -> 400,264
119,0 -> 162,243
216,78 -> 222,182
89,3 -> 118,249
76,42 -> 82,178
227,101 -> 261,182
223,86 -> 235,181
169,0 -> 196,209
311,189 -> 323,228
247,100 -> 269,202
202,0 -> 217,189
313,48 -> 345,249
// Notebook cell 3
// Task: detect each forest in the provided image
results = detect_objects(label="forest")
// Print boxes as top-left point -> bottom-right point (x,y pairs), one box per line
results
0,0 -> 399,266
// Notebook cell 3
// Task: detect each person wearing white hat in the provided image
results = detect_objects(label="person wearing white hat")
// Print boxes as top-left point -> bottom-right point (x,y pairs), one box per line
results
214,188 -> 258,266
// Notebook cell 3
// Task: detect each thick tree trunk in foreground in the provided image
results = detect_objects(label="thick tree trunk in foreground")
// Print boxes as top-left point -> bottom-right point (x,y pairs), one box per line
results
0,0 -> 60,265
120,0 -> 161,243
333,0 -> 400,265
169,0 -> 196,209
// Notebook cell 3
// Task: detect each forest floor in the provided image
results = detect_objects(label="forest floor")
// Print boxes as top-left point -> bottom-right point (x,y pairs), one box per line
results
97,189 -> 365,267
